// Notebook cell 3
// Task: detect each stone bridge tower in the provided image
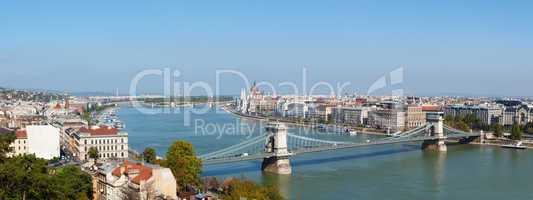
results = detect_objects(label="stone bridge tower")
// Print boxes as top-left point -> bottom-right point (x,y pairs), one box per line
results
422,112 -> 447,152
262,122 -> 292,175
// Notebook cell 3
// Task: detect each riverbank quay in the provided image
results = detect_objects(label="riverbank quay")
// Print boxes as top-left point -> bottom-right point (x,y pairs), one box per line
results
221,105 -> 389,136
469,139 -> 533,149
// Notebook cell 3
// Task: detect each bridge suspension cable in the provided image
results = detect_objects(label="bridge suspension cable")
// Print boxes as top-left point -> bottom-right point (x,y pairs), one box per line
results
199,134 -> 270,160
443,125 -> 481,138
201,123 -> 483,165
287,133 -> 355,145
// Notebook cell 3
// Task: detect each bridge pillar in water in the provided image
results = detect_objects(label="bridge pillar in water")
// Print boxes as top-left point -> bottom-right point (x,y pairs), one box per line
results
422,112 -> 447,152
262,122 -> 292,175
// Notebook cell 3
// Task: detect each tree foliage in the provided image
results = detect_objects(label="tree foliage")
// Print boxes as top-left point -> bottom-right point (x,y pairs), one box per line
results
510,123 -> 522,140
491,123 -> 504,138
88,146 -> 99,160
0,155 -> 92,200
220,178 -> 283,200
525,122 -> 533,134
444,114 -> 487,132
52,165 -> 93,200
455,121 -> 470,132
0,134 -> 93,200
83,112 -> 93,127
0,131 -> 15,162
142,147 -> 156,164
162,140 -> 202,191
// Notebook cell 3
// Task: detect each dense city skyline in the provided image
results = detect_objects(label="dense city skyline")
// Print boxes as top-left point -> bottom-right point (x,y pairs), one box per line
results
2,1 -> 533,96
3,1 -> 533,199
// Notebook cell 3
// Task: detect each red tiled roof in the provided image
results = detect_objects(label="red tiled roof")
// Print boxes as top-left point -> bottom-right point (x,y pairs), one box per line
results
131,167 -> 152,184
422,105 -> 440,112
79,126 -> 118,136
15,130 -> 27,138
112,167 -> 122,177
111,160 -> 153,185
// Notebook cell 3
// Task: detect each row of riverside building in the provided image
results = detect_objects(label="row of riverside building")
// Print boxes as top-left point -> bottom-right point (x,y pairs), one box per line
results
444,100 -> 533,127
236,84 -> 435,133
236,84 -> 533,133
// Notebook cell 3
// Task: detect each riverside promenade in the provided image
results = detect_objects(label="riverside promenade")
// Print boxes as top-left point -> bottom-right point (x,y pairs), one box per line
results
221,105 -> 388,136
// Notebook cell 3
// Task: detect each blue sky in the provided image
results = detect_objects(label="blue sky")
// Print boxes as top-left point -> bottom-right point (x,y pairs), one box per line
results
1,1 -> 532,96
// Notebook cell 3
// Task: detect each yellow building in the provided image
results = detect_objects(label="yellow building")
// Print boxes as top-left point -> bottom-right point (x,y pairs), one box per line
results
405,105 -> 426,130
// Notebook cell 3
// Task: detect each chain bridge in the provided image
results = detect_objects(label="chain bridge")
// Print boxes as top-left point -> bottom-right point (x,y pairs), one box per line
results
199,112 -> 482,174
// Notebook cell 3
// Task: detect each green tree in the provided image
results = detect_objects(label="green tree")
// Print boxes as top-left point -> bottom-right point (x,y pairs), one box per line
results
221,178 -> 283,200
143,147 -> 157,164
510,123 -> 522,140
88,146 -> 99,160
162,140 -> 202,192
491,123 -> 504,138
0,154 -> 51,199
455,121 -> 470,132
0,155 -> 93,199
525,122 -> 533,134
51,165 -> 93,199
444,115 -> 454,125
0,131 -> 15,162
83,112 -> 93,127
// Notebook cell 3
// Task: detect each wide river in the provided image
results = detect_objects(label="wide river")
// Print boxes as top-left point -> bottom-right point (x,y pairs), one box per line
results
119,105 -> 533,200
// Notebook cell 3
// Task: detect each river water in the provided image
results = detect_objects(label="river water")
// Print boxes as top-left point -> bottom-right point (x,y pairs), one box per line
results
119,105 -> 533,200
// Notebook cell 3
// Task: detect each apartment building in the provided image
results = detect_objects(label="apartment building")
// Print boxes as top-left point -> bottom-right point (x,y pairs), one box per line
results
332,107 -> 369,126
8,125 -> 60,159
368,109 -> 406,133
74,125 -> 128,161
11,129 -> 28,156
96,160 -> 177,200
444,104 -> 503,126
405,105 -> 426,129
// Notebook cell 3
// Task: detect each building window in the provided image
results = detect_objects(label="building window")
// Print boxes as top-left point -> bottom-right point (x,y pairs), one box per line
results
121,152 -> 124,157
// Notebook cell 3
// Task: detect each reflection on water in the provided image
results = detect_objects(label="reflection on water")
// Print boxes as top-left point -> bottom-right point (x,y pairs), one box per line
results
422,151 -> 447,193
262,173 -> 292,199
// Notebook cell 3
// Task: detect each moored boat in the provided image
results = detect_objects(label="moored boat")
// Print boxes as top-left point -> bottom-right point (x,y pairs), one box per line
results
501,141 -> 527,149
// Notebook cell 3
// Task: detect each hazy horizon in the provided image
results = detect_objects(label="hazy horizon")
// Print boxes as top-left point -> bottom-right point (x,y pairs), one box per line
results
2,1 -> 532,96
